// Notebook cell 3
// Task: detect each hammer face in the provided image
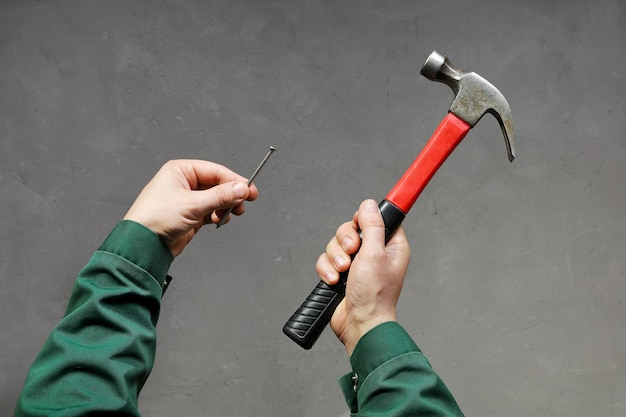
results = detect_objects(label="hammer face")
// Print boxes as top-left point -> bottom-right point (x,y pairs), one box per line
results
421,51 -> 515,162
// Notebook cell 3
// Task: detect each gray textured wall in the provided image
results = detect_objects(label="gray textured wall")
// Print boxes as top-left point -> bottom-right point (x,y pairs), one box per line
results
1,0 -> 624,415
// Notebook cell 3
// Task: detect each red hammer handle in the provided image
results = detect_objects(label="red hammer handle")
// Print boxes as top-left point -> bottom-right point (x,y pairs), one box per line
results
385,112 -> 471,214
283,112 -> 472,350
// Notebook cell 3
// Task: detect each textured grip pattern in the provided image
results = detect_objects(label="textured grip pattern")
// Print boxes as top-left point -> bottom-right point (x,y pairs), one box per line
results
282,275 -> 346,349
283,200 -> 406,350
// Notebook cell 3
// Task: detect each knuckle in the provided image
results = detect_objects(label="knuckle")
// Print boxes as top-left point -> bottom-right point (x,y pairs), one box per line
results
215,187 -> 229,207
326,237 -> 339,255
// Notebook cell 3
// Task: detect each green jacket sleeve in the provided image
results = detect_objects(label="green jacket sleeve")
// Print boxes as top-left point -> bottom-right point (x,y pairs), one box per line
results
338,322 -> 464,417
14,220 -> 174,417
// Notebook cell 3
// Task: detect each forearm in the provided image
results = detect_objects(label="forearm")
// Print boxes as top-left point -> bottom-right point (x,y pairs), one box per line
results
339,322 -> 464,417
15,221 -> 173,417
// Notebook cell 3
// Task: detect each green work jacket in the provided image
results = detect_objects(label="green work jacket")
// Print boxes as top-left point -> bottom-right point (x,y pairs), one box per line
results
338,322 -> 464,416
14,221 -> 463,416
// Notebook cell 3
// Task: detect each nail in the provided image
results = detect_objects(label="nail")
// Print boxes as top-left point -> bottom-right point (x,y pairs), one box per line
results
216,146 -> 275,229
334,256 -> 346,269
364,200 -> 378,212
233,182 -> 247,199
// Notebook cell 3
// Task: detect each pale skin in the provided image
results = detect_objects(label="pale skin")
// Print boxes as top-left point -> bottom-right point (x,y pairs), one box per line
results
124,159 -> 258,257
124,160 -> 410,356
316,199 -> 411,355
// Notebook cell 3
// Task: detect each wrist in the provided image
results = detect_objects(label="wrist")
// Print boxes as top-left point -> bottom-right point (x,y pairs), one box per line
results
340,314 -> 397,356
100,220 -> 174,291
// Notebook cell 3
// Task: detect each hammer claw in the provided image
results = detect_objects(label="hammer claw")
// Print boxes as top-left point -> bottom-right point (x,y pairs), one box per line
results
421,51 -> 515,162
488,107 -> 515,162
283,51 -> 516,350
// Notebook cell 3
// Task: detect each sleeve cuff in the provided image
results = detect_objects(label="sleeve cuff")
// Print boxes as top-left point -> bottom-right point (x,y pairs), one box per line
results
98,220 -> 174,290
350,321 -> 420,381
339,321 -> 420,401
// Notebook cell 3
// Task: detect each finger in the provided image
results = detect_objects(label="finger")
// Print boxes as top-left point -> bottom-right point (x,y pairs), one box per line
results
176,160 -> 260,200
230,203 -> 246,216
208,209 -> 225,225
356,199 -> 386,254
194,181 -> 251,215
386,223 -> 407,247
178,160 -> 247,188
335,220 -> 361,255
209,202 -> 246,226
325,236 -> 351,272
317,253 -> 340,285
385,224 -> 411,261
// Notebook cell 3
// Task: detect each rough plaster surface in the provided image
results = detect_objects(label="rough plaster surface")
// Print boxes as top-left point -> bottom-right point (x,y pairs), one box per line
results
1,0 -> 625,415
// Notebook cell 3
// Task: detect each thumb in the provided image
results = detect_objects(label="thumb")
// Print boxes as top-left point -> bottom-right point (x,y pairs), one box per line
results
357,199 -> 386,254
195,181 -> 250,213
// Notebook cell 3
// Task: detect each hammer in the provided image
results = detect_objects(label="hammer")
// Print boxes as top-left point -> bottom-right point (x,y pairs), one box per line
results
283,51 -> 516,349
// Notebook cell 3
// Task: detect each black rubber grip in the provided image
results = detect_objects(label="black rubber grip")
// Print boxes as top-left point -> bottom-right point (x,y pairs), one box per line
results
283,200 -> 406,349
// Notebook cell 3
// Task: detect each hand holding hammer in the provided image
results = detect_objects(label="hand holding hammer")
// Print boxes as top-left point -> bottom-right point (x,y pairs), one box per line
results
283,51 -> 516,349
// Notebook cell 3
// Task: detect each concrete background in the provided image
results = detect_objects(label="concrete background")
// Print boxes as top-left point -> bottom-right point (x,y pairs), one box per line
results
1,0 -> 624,415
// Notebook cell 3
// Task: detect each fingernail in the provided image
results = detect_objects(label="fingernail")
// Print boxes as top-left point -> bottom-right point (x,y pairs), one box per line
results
342,237 -> 353,251
233,182 -> 248,199
364,200 -> 378,212
334,256 -> 345,269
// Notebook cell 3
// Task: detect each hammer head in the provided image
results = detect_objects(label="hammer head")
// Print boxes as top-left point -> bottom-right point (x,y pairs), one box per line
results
421,51 -> 515,162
